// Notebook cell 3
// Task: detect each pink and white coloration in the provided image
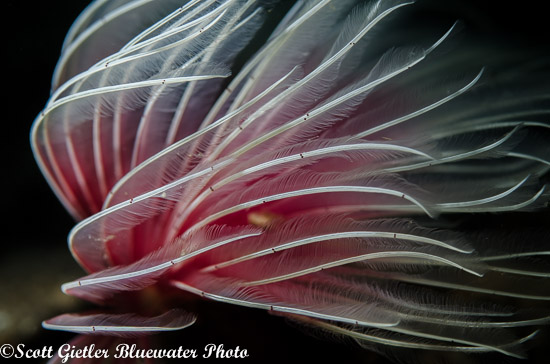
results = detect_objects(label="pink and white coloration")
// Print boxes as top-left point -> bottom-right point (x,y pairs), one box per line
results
30,0 -> 550,362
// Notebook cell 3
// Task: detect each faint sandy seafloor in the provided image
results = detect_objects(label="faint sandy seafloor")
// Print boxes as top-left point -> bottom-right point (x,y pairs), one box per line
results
3,0 -> 550,363
0,248 -> 83,346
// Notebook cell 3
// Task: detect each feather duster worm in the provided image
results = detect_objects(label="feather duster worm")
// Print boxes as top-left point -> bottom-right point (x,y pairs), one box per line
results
31,0 -> 549,362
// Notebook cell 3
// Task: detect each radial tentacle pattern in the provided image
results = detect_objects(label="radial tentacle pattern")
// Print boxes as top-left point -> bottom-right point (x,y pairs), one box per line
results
31,0 -> 549,362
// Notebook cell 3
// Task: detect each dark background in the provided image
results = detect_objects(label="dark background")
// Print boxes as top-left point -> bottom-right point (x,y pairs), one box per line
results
2,0 -> 549,363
